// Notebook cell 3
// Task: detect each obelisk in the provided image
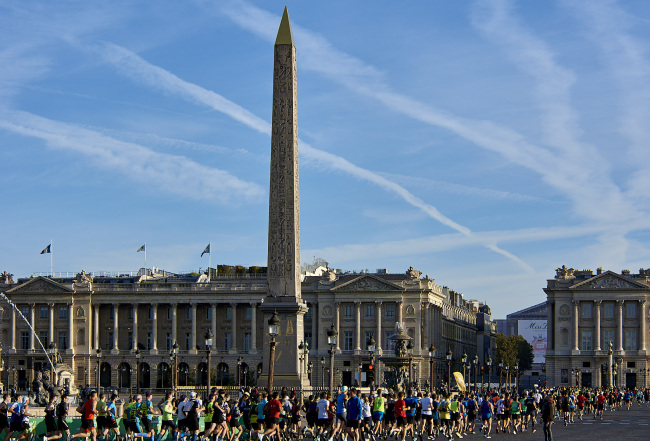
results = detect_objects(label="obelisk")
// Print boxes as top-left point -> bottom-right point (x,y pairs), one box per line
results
259,7 -> 309,388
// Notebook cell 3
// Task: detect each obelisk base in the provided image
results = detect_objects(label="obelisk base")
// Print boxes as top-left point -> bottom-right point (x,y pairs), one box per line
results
258,301 -> 311,389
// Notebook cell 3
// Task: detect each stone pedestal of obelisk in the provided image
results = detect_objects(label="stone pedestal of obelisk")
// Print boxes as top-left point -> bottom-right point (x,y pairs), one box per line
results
258,7 -> 310,389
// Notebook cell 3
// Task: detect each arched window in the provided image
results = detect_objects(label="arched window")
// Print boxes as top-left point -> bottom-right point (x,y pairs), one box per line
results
118,362 -> 131,388
196,362 -> 208,386
157,362 -> 171,389
100,362 -> 112,388
216,362 -> 230,386
138,362 -> 150,390
178,362 -> 190,386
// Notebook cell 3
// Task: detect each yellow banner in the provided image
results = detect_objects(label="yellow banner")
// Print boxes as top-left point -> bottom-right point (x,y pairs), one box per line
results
453,371 -> 466,391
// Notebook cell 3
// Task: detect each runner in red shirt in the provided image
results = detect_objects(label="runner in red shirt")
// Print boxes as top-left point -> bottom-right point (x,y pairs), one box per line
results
262,392 -> 282,440
394,392 -> 407,441
577,393 -> 586,421
71,391 -> 98,441
596,392 -> 606,419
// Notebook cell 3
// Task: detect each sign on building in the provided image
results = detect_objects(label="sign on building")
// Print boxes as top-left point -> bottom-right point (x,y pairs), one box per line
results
518,320 -> 547,363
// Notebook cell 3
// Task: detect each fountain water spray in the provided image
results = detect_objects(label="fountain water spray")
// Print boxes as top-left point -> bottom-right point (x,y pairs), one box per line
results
0,291 -> 55,370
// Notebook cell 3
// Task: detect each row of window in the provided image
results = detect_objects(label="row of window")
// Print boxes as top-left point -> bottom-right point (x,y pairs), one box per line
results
580,330 -> 638,351
580,301 -> 639,319
342,304 -> 396,319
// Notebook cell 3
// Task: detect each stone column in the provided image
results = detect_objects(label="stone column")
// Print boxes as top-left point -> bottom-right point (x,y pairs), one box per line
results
547,301 -> 554,351
151,304 -> 158,353
190,303 -> 197,354
594,300 -> 601,351
355,301 -> 362,351
573,300 -> 579,351
112,305 -> 119,352
49,303 -> 55,347
249,303 -> 256,352
423,303 -> 430,350
376,301 -> 382,355
310,303 -> 317,351
29,304 -> 35,351
171,304 -> 178,346
640,299 -> 647,353
93,304 -> 99,350
10,307 -> 15,351
230,303 -> 237,354
68,303 -> 74,352
132,305 -> 138,350
617,300 -> 624,352
335,302 -> 341,351
397,301 -> 403,323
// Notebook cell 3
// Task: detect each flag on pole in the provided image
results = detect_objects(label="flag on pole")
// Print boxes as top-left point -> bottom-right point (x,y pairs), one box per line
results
201,243 -> 211,257
40,244 -> 51,254
137,244 -> 146,253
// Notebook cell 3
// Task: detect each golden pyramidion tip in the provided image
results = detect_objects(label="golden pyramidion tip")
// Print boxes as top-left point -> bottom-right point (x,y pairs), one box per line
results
275,6 -> 294,46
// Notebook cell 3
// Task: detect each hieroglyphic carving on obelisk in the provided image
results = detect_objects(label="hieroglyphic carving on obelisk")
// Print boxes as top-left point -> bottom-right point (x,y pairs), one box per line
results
268,7 -> 301,301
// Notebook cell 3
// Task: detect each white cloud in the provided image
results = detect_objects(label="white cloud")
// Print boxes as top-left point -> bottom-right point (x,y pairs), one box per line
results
97,41 -> 532,271
0,110 -> 264,203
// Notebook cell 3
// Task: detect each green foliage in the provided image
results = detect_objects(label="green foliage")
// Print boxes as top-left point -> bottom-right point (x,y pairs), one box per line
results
495,333 -> 535,372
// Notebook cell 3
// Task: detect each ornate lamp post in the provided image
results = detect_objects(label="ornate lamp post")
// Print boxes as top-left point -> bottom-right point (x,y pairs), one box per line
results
172,341 -> 179,395
237,357 -> 243,387
205,329 -> 213,396
428,344 -> 436,391
473,355 -> 479,392
298,341 -> 305,384
498,361 -> 503,391
307,361 -> 313,383
505,365 -> 510,391
413,363 -> 418,389
407,340 -> 414,387
267,311 -> 280,393
327,324 -> 338,397
446,348 -> 452,394
320,357 -> 326,388
48,342 -> 57,386
358,362 -> 363,387
575,368 -> 580,387
367,334 -> 376,389
95,347 -> 102,391
486,357 -> 492,391
514,365 -> 519,392
135,349 -> 141,394
461,353 -> 468,388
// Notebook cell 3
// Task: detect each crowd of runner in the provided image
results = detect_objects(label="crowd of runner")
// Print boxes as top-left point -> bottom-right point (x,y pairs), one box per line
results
0,385 -> 648,441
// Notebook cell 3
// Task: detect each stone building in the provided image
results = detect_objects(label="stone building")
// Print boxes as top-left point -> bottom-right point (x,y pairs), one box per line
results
0,266 -> 494,391
545,266 -> 650,389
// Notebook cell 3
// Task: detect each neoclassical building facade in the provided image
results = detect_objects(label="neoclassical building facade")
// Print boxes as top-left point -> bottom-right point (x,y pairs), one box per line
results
545,266 -> 650,388
0,267 -> 495,391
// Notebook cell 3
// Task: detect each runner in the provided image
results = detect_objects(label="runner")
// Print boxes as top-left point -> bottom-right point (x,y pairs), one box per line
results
480,393 -> 493,439
156,392 -> 176,441
0,395 -> 10,441
541,395 -> 555,441
345,388 -> 362,441
56,394 -> 72,441
71,390 -> 98,441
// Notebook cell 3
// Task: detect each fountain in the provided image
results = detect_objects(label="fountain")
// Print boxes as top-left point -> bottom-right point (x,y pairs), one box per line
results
379,322 -> 418,391
0,290 -> 57,405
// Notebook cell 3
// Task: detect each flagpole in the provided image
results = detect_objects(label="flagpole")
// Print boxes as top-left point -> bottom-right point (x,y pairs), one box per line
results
50,240 -> 53,277
209,242 -> 212,283
144,243 -> 147,280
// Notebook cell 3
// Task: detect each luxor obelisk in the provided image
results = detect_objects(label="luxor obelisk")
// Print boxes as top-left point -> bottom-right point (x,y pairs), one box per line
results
259,7 -> 309,388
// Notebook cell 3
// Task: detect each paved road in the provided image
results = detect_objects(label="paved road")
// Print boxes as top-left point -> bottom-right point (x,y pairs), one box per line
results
466,404 -> 650,440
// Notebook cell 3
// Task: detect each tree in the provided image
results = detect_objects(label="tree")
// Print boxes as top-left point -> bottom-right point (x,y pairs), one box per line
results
515,336 -> 534,372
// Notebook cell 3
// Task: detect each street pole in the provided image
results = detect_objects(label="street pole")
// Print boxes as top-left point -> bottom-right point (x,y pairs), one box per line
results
327,324 -> 338,397
428,344 -> 435,393
135,349 -> 140,395
267,311 -> 280,393
205,330 -> 213,398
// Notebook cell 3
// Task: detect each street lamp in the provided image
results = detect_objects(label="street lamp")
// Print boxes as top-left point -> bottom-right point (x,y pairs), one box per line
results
237,357 -> 244,387
446,348 -> 452,394
96,347 -> 102,391
135,349 -> 141,394
320,357 -> 326,388
505,365 -> 510,391
428,344 -> 436,391
358,363 -> 363,387
413,363 -> 419,389
172,341 -> 179,395
514,365 -> 519,392
473,355 -> 479,392
48,342 -> 57,386
407,340 -> 414,387
461,353 -> 468,388
267,310 -> 280,393
327,324 -> 338,397
367,334 -> 376,389
307,361 -> 313,383
498,361 -> 504,391
205,329 -> 213,396
486,356 -> 492,390
298,341 -> 305,384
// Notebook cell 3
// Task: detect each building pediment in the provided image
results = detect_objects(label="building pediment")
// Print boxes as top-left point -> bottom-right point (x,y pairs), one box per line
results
331,274 -> 403,292
570,271 -> 648,291
6,277 -> 73,295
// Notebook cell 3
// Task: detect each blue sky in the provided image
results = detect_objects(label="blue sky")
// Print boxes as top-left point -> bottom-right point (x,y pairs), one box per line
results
2,0 -> 650,318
